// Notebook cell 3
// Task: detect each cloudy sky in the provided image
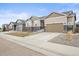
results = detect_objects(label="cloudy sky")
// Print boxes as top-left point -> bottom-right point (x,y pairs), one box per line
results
0,3 -> 79,27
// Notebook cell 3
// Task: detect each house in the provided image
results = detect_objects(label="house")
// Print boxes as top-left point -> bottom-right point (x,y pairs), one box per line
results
8,22 -> 16,31
39,16 -> 46,29
16,19 -> 26,31
2,24 -> 9,31
75,22 -> 79,32
25,16 -> 46,32
62,11 -> 76,32
25,18 -> 33,31
44,11 -> 76,32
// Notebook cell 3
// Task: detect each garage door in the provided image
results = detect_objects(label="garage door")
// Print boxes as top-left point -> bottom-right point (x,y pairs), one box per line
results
45,23 -> 64,32
16,25 -> 23,31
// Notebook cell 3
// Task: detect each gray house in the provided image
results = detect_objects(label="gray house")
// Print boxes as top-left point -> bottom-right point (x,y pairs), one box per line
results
2,24 -> 9,31
16,19 -> 26,31
8,22 -> 16,31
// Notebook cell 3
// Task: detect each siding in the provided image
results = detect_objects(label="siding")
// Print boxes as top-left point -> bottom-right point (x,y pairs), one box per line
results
45,16 -> 67,26
67,16 -> 75,25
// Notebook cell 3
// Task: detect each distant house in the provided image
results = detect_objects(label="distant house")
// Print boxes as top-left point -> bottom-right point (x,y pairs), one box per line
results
25,16 -> 46,32
16,19 -> 26,31
44,11 -> 76,32
2,24 -> 9,31
39,16 -> 46,29
8,22 -> 16,31
32,16 -> 46,31
25,18 -> 33,31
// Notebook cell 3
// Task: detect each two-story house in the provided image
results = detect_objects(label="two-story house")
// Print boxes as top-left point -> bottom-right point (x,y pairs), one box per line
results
16,19 -> 26,31
8,22 -> 16,31
44,11 -> 76,32
25,16 -> 46,32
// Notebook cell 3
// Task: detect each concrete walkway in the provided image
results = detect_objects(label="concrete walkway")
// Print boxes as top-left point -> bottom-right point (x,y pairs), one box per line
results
0,32 -> 79,56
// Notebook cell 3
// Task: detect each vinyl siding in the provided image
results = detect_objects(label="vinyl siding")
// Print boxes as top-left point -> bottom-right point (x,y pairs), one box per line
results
45,16 -> 67,26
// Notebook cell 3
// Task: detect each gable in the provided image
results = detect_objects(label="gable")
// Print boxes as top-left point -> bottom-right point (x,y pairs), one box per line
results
46,12 -> 65,18
16,20 -> 23,23
9,23 -> 14,26
9,22 -> 15,25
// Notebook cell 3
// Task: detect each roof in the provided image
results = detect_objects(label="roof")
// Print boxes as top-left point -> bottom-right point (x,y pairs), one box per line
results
9,22 -> 16,25
62,11 -> 76,17
62,11 -> 76,21
30,16 -> 40,20
62,11 -> 73,15
2,24 -> 8,26
46,12 -> 66,19
16,19 -> 25,24
26,16 -> 40,22
2,24 -> 9,27
26,16 -> 47,22
39,16 -> 47,20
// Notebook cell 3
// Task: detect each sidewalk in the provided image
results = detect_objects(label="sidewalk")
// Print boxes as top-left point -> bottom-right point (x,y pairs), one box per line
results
0,32 -> 79,56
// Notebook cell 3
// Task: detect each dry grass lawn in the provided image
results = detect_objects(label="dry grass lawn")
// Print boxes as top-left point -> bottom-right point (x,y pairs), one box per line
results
7,32 -> 36,37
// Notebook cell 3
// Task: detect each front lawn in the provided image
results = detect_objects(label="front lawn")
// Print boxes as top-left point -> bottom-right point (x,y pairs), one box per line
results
7,32 -> 37,37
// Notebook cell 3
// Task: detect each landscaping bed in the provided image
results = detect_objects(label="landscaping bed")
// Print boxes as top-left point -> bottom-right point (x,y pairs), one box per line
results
7,32 -> 37,37
49,33 -> 79,47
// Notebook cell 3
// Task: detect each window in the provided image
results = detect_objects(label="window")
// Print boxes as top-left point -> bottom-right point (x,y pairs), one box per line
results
35,24 -> 37,26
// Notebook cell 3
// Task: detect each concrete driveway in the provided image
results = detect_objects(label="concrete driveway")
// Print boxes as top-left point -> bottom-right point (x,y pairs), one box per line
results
24,32 -> 61,42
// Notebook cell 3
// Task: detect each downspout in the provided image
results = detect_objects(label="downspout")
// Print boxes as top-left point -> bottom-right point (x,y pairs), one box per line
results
66,17 -> 68,33
73,15 -> 76,33
31,20 -> 34,32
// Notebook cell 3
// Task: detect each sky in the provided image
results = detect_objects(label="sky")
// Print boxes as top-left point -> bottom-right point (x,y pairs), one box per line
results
0,3 -> 79,27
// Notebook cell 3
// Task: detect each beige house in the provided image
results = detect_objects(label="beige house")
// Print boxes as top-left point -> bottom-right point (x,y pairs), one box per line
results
45,11 -> 76,32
